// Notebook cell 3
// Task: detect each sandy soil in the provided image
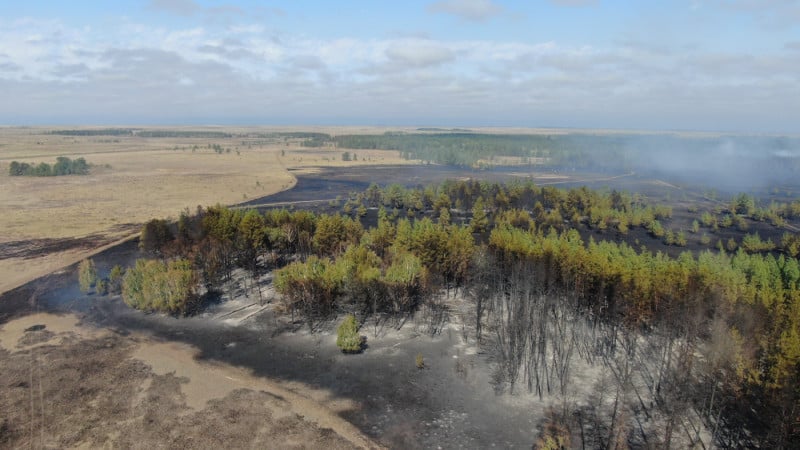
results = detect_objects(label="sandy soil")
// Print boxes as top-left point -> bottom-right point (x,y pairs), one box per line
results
0,312 -> 380,449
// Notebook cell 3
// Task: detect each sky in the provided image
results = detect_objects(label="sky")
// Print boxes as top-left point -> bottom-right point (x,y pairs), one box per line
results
1,0 -> 799,132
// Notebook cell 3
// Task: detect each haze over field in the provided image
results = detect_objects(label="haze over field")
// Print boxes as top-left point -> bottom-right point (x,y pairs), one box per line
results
1,0 -> 799,132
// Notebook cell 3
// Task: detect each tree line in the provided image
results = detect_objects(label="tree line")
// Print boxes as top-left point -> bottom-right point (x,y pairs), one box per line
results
49,128 -> 137,136
9,157 -> 90,176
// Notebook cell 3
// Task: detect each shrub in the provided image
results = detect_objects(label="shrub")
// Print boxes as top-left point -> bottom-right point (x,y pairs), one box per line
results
664,230 -> 675,246
648,220 -> 665,238
95,279 -> 108,296
720,214 -> 733,228
701,211 -> 715,227
741,232 -> 776,253
108,265 -> 124,294
336,314 -> 362,353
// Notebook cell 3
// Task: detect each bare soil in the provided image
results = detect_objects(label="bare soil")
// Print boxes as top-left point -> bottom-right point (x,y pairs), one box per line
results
0,312 -> 379,449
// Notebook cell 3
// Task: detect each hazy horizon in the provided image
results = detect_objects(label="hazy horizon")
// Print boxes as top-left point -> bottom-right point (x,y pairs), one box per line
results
2,1 -> 799,133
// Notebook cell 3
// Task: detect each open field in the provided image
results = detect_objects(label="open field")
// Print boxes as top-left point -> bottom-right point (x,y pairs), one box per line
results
0,127 -> 412,295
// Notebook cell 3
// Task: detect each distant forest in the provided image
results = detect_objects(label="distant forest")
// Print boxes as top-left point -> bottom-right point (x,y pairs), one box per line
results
49,128 -> 137,136
327,132 -> 800,172
48,128 -> 232,139
8,156 -> 90,177
44,128 -> 800,185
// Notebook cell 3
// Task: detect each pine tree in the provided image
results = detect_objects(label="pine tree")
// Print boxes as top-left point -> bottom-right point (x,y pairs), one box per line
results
78,259 -> 97,293
336,314 -> 362,352
471,197 -> 489,233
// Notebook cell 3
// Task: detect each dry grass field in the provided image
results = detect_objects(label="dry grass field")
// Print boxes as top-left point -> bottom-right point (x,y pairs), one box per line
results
0,126 -> 412,295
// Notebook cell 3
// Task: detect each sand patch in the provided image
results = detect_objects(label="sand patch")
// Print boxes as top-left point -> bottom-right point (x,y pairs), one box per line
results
131,340 -> 380,449
0,312 -> 106,352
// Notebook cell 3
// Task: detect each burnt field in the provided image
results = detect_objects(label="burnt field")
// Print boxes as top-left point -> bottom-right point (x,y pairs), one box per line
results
3,162 -> 800,448
244,164 -> 800,259
0,239 -> 541,449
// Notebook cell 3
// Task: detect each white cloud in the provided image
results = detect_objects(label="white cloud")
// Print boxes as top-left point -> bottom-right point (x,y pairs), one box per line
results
0,15 -> 798,131
148,0 -> 201,16
228,24 -> 266,34
716,0 -> 800,28
385,41 -> 456,68
427,0 -> 503,21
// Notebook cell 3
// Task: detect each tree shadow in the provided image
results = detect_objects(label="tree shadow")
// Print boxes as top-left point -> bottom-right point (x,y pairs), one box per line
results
185,288 -> 223,315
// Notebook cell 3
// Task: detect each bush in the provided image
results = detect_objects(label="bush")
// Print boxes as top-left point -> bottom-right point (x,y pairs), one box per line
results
95,279 -> 108,296
741,232 -> 776,253
648,220 -> 665,238
108,265 -> 124,294
336,314 -> 362,353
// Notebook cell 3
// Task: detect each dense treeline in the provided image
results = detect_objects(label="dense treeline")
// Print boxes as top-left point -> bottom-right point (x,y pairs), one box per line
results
289,132 -> 800,179
47,128 -> 332,141
333,133 -> 552,166
240,131 -> 329,140
135,130 -> 233,138
49,128 -> 136,136
127,178 -> 799,445
9,157 -> 90,176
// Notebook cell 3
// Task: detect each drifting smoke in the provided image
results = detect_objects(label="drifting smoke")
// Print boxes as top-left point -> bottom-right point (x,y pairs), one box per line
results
563,133 -> 800,192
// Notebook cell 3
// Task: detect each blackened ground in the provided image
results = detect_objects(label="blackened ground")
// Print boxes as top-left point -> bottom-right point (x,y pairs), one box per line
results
239,164 -> 627,208
242,165 -> 800,260
0,257 -> 543,449
4,164 -> 800,448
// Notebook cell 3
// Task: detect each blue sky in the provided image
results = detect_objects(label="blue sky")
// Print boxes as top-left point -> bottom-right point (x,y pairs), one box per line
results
1,0 -> 799,132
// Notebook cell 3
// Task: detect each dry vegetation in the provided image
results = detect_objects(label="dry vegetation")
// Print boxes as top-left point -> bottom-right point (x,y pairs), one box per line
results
0,126 -> 412,295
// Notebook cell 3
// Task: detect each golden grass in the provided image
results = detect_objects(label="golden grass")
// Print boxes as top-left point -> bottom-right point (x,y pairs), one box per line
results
0,126 -> 411,295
